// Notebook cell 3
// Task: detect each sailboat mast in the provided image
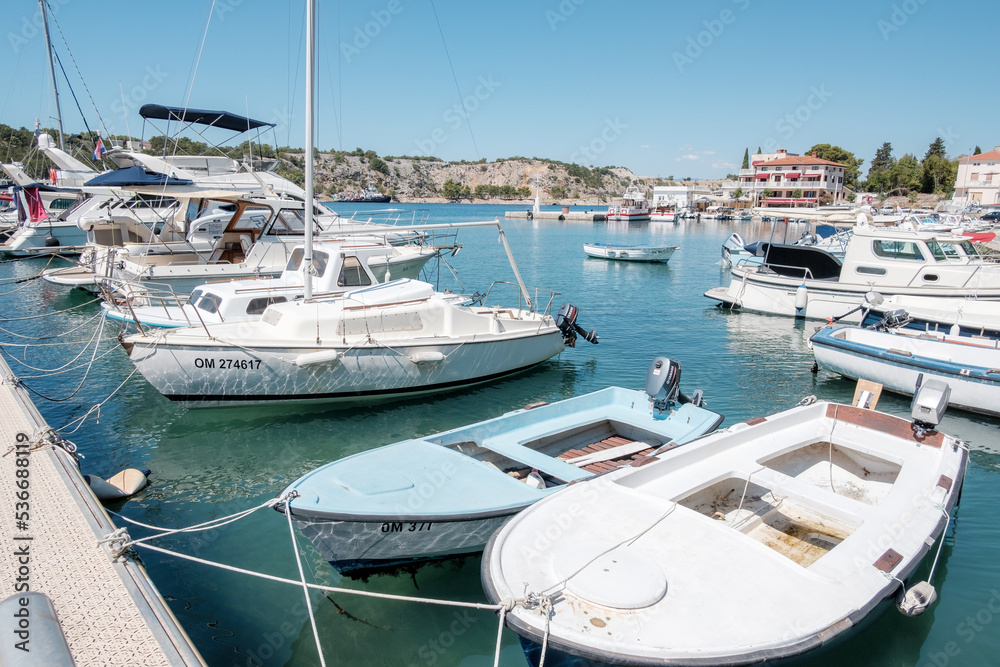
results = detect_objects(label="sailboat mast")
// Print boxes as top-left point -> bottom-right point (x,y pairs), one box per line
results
303,0 -> 315,302
39,0 -> 65,151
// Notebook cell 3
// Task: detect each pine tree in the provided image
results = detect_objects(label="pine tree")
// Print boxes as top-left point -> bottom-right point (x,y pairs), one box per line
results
924,137 -> 946,161
741,148 -> 749,170
756,146 -> 762,154
973,146 -> 982,155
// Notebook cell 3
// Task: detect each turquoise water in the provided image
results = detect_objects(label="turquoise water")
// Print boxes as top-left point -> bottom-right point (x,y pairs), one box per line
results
2,203 -> 998,667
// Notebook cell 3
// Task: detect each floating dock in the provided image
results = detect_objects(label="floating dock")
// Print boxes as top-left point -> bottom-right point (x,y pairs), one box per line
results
505,210 -> 606,221
0,355 -> 204,666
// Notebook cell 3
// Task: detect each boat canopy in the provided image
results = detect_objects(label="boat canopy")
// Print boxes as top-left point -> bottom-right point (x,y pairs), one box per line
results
84,166 -> 194,188
138,104 -> 275,132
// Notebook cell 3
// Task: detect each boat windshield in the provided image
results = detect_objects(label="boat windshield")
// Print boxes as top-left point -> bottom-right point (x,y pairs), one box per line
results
268,209 -> 306,235
925,240 -> 948,261
337,256 -> 372,287
284,248 -> 330,275
189,289 -> 223,314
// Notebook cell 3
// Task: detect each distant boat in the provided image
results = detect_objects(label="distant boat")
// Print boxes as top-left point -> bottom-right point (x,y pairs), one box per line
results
584,242 -> 677,263
483,384 -> 968,666
277,356 -> 723,574
606,185 -> 650,221
649,204 -> 676,222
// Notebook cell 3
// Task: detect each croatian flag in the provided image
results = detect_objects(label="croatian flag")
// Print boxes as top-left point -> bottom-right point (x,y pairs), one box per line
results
92,137 -> 105,161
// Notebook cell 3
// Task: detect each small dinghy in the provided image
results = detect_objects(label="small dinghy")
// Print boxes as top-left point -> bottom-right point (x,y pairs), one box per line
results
482,382 -> 967,666
583,242 -> 677,263
277,357 -> 723,574
811,314 -> 1000,417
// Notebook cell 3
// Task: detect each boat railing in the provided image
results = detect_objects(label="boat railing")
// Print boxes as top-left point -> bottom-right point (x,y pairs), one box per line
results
328,208 -> 431,229
479,281 -> 560,316
112,280 -> 220,333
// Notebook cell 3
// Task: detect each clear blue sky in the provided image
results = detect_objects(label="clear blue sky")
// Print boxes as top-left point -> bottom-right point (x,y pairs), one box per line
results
3,0 -> 997,178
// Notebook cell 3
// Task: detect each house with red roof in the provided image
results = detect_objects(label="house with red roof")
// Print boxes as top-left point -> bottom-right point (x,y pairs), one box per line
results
738,149 -> 847,207
953,146 -> 1000,208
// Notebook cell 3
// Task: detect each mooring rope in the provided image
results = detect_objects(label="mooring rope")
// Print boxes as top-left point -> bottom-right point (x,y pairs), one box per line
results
103,493 -> 521,667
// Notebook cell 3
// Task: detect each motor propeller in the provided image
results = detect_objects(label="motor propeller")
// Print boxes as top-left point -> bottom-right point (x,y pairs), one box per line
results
555,304 -> 598,347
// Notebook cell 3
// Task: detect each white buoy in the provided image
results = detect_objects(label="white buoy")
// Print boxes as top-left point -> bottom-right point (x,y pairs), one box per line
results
293,349 -> 339,366
897,581 -> 937,616
794,283 -> 808,316
85,468 -> 149,501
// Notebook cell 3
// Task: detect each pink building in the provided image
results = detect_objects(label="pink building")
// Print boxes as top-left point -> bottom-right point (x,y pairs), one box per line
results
738,149 -> 847,207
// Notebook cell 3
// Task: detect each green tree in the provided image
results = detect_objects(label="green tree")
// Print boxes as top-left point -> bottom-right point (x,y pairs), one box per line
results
973,146 -> 982,155
369,156 -> 389,175
920,154 -> 957,194
807,144 -> 863,189
791,188 -> 803,199
732,186 -> 744,201
761,188 -> 774,201
441,179 -> 465,200
888,153 -> 921,194
866,142 -> 894,194
924,137 -> 946,161
741,148 -> 749,170
756,146 -> 762,154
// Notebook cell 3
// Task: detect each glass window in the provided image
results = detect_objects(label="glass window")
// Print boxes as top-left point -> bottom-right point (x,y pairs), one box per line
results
268,209 -> 306,235
338,256 -> 372,287
872,240 -> 925,261
194,292 -> 222,314
284,248 -> 330,274
925,240 -> 947,261
856,266 -> 887,275
246,296 -> 287,315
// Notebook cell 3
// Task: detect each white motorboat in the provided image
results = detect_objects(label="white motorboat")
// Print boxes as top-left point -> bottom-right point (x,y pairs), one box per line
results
102,240 -> 389,328
120,218 -> 597,407
483,385 -> 968,666
706,218 -> 1000,321
583,242 -> 677,263
277,357 -> 722,574
648,204 -> 676,222
811,319 -> 1000,417
606,185 -> 650,222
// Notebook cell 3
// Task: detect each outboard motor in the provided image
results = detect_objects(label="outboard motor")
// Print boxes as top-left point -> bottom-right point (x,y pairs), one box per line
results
646,357 -> 682,413
555,304 -> 598,347
873,308 -> 911,331
646,356 -> 705,416
910,376 -> 950,439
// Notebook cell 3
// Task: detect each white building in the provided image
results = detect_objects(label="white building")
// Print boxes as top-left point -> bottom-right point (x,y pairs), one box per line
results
651,184 -> 713,210
737,149 -> 847,207
953,146 -> 1000,209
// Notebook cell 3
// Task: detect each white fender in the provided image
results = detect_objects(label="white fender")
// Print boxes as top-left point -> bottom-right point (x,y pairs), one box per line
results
85,468 -> 149,501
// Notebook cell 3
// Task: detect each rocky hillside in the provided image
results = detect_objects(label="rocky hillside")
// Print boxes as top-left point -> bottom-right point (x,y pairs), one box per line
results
279,151 -> 649,204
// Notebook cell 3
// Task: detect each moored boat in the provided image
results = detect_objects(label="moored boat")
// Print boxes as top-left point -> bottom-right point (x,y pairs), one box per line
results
277,357 -> 723,573
606,185 -> 650,222
482,385 -> 968,666
583,242 -> 677,263
810,321 -> 1000,416
706,219 -> 1000,321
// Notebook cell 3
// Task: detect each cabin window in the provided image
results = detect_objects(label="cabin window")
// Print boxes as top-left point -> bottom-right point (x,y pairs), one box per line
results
268,209 -> 306,235
284,248 -> 330,275
872,240 -> 924,261
923,274 -> 939,282
338,256 -> 372,287
49,198 -> 77,210
192,291 -> 223,314
856,266 -> 887,275
925,240 -> 947,261
246,296 -> 287,315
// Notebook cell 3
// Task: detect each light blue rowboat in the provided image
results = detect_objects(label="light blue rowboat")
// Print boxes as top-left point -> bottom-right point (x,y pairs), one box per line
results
277,357 -> 724,574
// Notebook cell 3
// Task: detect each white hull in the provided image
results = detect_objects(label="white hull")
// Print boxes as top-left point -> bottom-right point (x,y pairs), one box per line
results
126,331 -> 565,407
706,269 -> 1000,322
811,327 -> 1000,417
583,244 -> 677,262
1,221 -> 89,255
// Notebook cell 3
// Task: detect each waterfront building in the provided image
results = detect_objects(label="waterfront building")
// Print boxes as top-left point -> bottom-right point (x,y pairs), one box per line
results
737,149 -> 847,208
651,184 -> 713,211
952,146 -> 1000,208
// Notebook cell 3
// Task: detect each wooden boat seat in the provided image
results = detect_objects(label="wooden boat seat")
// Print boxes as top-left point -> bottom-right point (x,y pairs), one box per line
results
557,436 -> 662,474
